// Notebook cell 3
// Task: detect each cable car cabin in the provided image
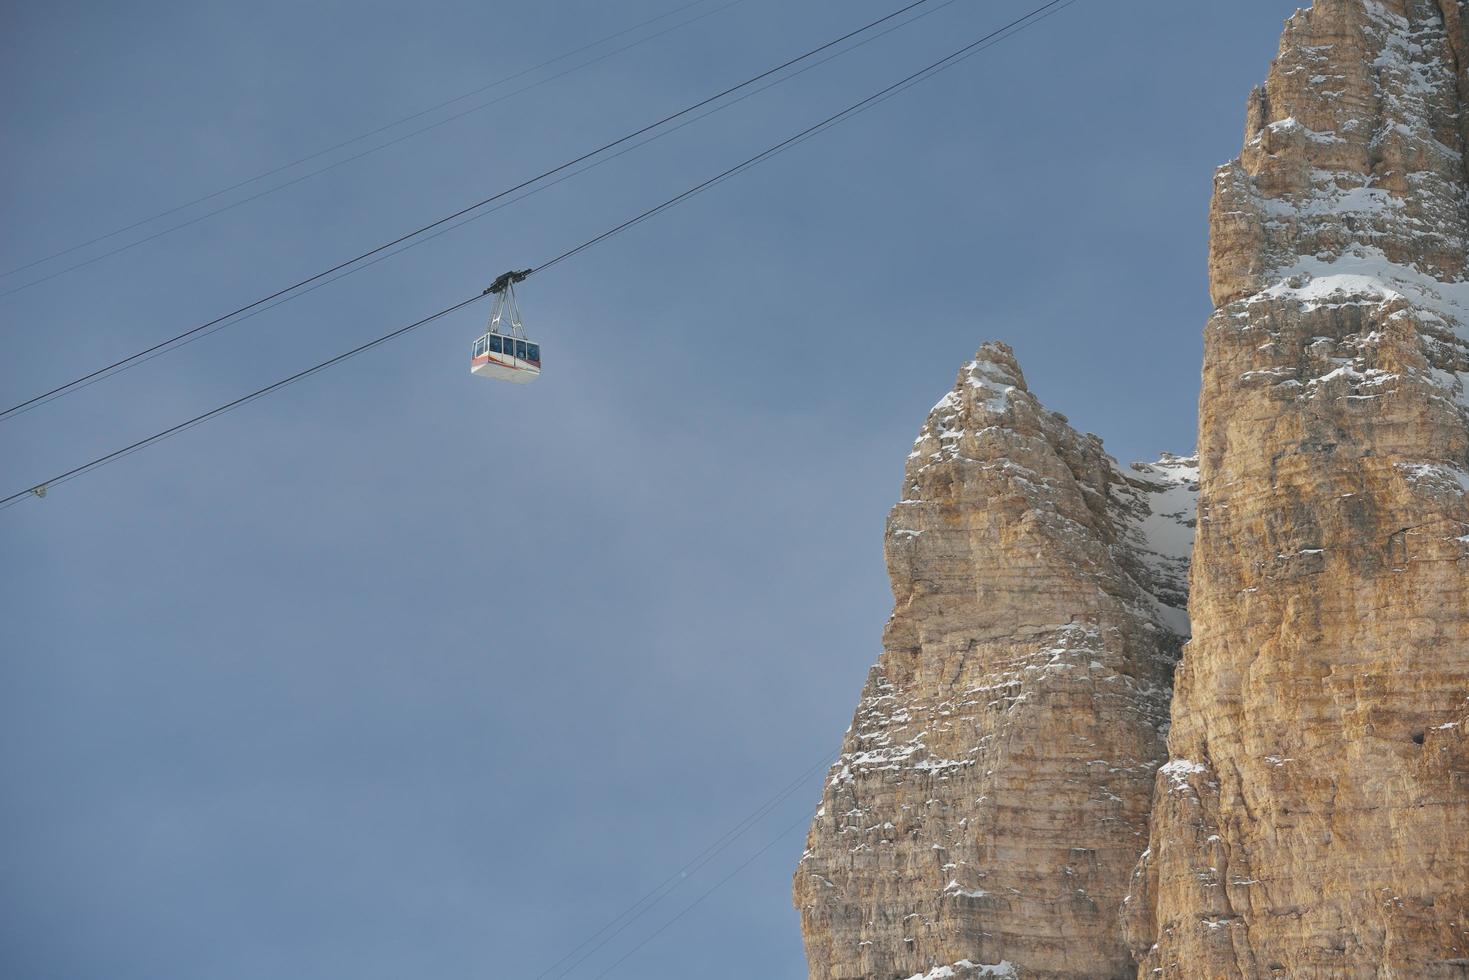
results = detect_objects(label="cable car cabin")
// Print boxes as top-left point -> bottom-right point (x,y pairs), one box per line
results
471,331 -> 541,384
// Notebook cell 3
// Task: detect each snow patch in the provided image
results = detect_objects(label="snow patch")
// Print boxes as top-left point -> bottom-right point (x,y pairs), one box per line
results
942,880 -> 990,899
1397,461 -> 1469,495
903,961 -> 1018,980
1116,453 -> 1199,635
1159,758 -> 1209,791
1261,249 -> 1469,336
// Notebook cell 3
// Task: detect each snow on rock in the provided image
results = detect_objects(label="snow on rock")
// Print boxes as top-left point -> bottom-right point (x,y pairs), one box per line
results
902,960 -> 1018,980
1157,758 -> 1211,794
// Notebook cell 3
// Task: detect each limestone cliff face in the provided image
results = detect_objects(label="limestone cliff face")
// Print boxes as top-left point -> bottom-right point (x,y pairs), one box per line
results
1127,2 -> 1469,976
793,345 -> 1196,980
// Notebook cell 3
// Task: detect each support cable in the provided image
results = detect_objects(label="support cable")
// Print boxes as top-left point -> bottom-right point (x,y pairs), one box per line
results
0,0 -> 966,423
0,0 -> 1079,509
582,810 -> 816,979
0,0 -> 943,421
533,750 -> 836,980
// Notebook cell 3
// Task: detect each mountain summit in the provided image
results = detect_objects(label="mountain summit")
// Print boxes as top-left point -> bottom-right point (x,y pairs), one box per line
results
794,345 -> 1196,979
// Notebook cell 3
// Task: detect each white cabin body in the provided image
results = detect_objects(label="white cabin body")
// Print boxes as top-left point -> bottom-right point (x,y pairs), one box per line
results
471,331 -> 541,384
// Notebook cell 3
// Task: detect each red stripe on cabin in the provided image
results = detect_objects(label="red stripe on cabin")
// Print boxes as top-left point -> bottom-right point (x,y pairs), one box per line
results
473,354 -> 539,369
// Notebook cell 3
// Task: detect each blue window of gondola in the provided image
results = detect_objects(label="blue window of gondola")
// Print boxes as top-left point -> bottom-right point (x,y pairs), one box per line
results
516,340 -> 527,360
527,344 -> 540,362
489,335 -> 502,354
473,338 -> 484,356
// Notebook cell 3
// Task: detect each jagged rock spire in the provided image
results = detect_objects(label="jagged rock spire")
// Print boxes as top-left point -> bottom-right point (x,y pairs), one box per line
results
794,346 -> 1195,980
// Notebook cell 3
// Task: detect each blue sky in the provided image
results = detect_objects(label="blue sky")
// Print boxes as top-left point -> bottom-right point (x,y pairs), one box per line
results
2,2 -> 1300,977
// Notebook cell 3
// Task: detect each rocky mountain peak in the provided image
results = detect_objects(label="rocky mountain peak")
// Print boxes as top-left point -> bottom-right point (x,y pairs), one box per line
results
796,345 -> 1194,980
1130,1 -> 1469,974
1213,0 -> 1469,305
